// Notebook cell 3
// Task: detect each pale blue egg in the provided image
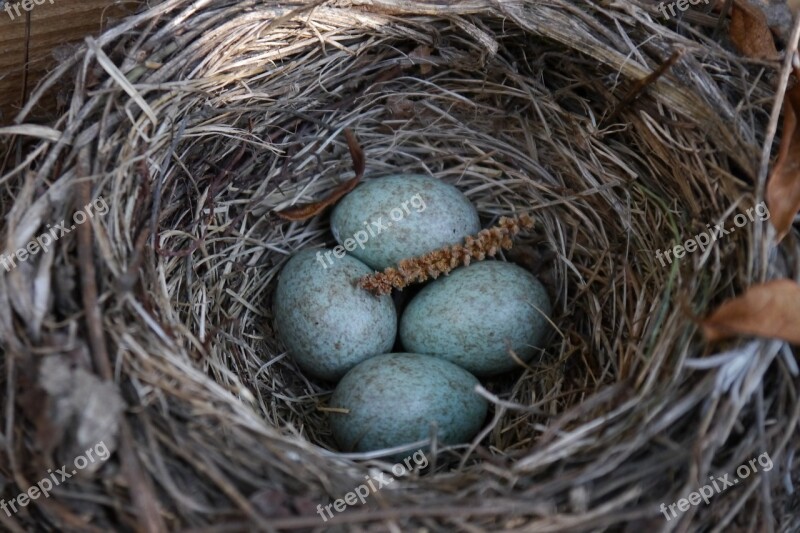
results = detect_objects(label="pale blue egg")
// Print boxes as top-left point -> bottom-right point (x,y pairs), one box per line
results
330,174 -> 480,270
273,249 -> 396,381
329,353 -> 487,455
399,261 -> 551,376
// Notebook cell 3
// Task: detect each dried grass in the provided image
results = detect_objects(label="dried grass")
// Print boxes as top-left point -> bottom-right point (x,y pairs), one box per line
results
0,0 -> 797,531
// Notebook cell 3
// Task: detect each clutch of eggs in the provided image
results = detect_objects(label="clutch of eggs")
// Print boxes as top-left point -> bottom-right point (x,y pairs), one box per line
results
273,174 -> 551,454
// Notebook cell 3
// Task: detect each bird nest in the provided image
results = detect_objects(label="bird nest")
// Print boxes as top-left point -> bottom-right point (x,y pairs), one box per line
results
0,0 -> 796,530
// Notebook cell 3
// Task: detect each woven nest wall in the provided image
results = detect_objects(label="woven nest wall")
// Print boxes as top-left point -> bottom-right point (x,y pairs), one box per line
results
0,0 -> 797,531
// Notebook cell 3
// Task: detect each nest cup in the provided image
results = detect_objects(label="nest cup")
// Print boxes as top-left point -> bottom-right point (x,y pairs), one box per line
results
0,0 -> 795,530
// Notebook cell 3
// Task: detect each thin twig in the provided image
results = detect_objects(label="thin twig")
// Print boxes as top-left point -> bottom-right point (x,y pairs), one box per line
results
755,13 -> 800,281
601,48 -> 684,127
713,0 -> 735,40
77,148 -> 167,533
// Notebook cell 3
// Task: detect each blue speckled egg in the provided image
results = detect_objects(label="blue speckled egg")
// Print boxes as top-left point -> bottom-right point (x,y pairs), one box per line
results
330,174 -> 480,270
273,249 -> 397,381
329,353 -> 487,455
399,261 -> 551,376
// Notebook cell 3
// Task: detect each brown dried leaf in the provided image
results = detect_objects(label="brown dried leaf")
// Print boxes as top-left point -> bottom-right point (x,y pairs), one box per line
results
701,279 -> 800,344
729,0 -> 779,60
411,45 -> 433,74
276,129 -> 364,221
746,0 -> 794,42
345,128 -> 366,180
766,77 -> 800,241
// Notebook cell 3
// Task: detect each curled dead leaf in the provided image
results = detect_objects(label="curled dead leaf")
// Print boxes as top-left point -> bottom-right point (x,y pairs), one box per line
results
701,279 -> 800,344
729,0 -> 779,60
766,76 -> 800,241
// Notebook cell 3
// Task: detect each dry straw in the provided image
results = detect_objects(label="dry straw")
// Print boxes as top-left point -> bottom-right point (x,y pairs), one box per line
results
0,0 -> 797,531
359,214 -> 534,295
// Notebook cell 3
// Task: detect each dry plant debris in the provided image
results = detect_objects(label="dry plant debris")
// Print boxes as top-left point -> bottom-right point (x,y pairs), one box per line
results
728,0 -> 780,59
701,279 -> 800,344
701,3 -> 800,347
359,214 -> 534,295
766,72 -> 800,241
276,129 -> 365,221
